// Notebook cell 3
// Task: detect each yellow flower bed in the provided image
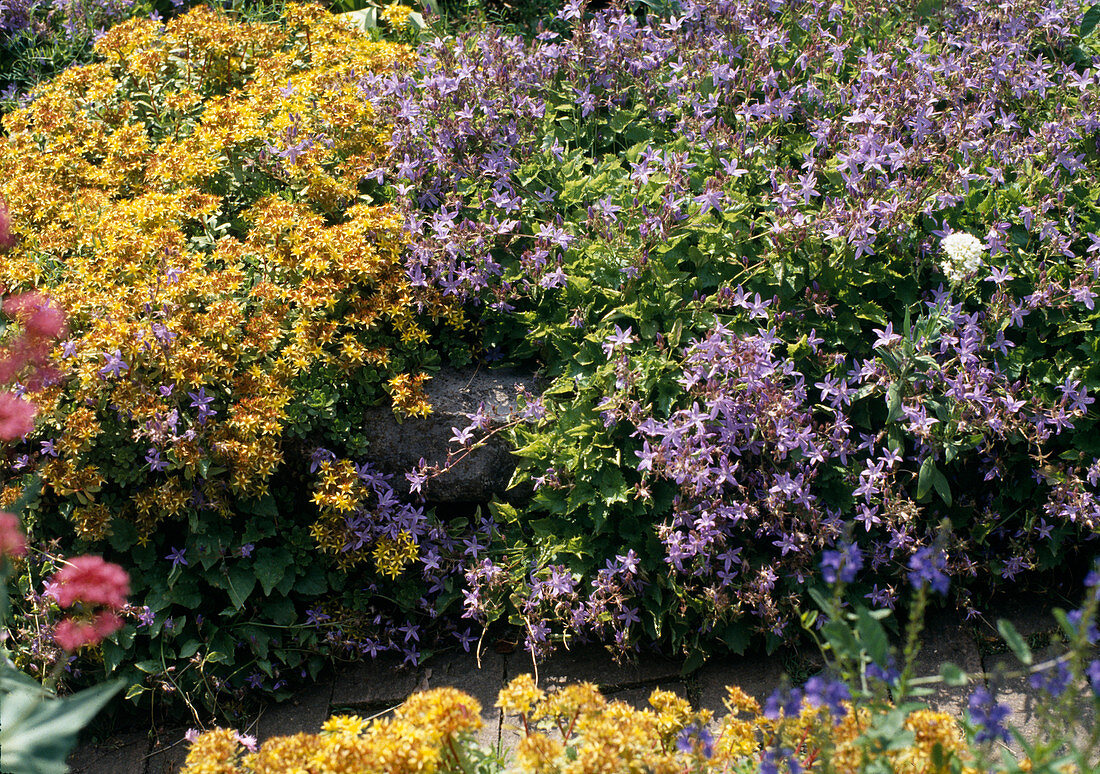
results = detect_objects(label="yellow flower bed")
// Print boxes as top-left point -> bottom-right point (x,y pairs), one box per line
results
0,4 -> 459,538
182,678 -> 972,774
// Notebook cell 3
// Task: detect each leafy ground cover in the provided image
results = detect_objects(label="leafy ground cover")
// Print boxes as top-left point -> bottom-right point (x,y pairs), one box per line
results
0,0 -> 1099,751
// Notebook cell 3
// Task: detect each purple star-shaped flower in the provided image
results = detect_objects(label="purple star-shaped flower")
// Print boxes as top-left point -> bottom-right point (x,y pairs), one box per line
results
99,350 -> 128,379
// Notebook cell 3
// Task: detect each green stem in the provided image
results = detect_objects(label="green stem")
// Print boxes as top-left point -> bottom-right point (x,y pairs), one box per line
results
896,583 -> 928,702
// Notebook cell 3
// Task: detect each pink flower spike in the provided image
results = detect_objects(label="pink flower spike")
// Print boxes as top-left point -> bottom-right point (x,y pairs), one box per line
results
54,619 -> 98,651
0,392 -> 36,440
0,200 -> 14,252
53,611 -> 124,650
0,511 -> 27,558
47,555 -> 130,610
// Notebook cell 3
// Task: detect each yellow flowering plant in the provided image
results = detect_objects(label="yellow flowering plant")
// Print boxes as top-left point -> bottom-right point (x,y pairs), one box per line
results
179,679 -> 974,774
0,2 -> 473,716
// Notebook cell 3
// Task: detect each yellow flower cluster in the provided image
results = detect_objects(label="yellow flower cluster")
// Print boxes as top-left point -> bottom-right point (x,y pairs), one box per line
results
497,676 -> 971,774
373,530 -> 418,578
307,456 -> 419,573
180,687 -> 482,774
387,372 -> 432,419
0,4 -> 465,539
379,3 -> 415,31
183,679 -> 974,773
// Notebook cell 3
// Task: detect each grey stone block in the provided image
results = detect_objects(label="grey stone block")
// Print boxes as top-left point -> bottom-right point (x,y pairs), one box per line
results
144,728 -> 190,774
515,645 -> 683,691
359,368 -> 537,502
246,678 -> 334,743
906,608 -> 984,719
67,732 -> 149,774
329,654 -> 419,710
695,652 -> 788,718
420,651 -> 508,751
605,681 -> 690,712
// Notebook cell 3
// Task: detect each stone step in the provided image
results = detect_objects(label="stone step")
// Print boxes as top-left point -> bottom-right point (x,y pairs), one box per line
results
358,367 -> 537,503
67,599 -> 1092,772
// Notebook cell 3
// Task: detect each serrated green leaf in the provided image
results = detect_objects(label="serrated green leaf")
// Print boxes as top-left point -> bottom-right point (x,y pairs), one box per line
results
254,548 -> 294,596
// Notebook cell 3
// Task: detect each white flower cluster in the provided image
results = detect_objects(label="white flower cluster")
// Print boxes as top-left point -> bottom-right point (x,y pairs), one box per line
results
939,232 -> 984,283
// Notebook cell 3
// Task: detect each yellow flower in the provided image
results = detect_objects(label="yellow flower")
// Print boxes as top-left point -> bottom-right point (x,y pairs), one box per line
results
380,4 -> 414,31
179,728 -> 243,774
497,673 -> 545,717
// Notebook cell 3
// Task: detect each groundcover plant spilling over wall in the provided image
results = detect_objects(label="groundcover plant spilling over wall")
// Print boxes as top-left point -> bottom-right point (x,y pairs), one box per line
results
3,0 -> 1100,717
358,0 -> 1100,660
0,3 -> 491,712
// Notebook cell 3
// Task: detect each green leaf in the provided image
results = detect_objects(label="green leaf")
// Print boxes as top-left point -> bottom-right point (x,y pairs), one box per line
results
254,548 -> 294,596
939,662 -> 968,687
822,619 -> 862,662
1052,607 -> 1077,641
124,684 -> 146,701
294,564 -> 328,596
931,465 -> 951,506
886,383 -> 903,423
682,649 -> 705,675
265,597 -> 297,626
721,621 -> 749,654
225,565 -> 256,611
1082,4 -> 1100,36
338,7 -> 378,30
996,619 -> 1033,665
7,475 -> 42,517
807,586 -> 835,615
916,458 -> 951,505
857,607 -> 891,667
0,679 -> 123,774
916,457 -> 936,500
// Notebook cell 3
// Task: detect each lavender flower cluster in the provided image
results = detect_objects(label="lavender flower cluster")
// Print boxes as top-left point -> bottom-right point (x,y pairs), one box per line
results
340,0 -> 1100,657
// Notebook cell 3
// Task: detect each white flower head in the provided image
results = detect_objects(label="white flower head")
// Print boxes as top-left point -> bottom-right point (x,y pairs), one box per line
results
939,232 -> 984,283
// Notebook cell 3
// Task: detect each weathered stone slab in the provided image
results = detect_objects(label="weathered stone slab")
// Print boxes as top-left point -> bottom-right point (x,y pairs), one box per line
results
251,677 -> 334,743
144,727 -> 190,774
906,608 -> 984,719
695,652 -> 789,717
976,597 -> 1095,757
421,651 -> 508,750
67,731 -> 150,774
515,644 -> 683,691
359,368 -> 537,503
329,654 -> 419,710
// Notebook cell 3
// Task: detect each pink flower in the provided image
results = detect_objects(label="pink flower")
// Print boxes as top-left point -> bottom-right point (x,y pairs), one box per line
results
4,293 -> 67,340
0,511 -> 26,558
47,555 -> 130,610
0,392 -> 36,440
0,200 -> 14,252
53,612 -> 124,651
